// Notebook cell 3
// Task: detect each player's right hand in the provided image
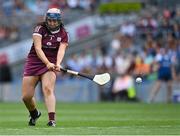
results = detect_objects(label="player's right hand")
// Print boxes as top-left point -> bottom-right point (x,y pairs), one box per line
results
46,62 -> 55,70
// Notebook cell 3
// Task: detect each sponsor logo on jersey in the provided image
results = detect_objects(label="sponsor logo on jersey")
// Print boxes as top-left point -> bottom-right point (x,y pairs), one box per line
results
47,42 -> 52,46
57,37 -> 61,42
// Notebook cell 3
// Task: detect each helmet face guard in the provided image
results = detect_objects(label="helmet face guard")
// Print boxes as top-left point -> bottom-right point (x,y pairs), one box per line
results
45,8 -> 62,32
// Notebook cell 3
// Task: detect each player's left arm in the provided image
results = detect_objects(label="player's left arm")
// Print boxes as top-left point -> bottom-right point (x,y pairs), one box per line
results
55,42 -> 68,71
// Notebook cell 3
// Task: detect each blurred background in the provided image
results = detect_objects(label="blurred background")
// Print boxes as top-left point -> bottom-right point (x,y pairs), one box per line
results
0,0 -> 179,103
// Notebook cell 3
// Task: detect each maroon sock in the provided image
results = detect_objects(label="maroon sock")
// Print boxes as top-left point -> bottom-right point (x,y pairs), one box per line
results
48,112 -> 55,121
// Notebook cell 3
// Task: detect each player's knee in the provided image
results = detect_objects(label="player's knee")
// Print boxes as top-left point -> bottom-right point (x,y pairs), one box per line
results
43,85 -> 54,96
22,95 -> 32,102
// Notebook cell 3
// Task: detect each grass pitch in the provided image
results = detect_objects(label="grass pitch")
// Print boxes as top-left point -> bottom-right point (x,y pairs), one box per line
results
0,102 -> 180,135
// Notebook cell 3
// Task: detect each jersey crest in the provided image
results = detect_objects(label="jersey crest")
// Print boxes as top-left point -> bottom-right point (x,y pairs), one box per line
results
57,37 -> 61,42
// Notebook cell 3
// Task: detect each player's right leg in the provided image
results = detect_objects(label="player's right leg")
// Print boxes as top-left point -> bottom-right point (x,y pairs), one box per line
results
22,76 -> 41,126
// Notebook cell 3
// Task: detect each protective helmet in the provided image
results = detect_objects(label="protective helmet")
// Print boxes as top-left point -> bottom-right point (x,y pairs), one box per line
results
45,8 -> 62,32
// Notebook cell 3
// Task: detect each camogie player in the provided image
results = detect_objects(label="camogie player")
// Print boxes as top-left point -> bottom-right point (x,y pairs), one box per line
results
22,8 -> 68,127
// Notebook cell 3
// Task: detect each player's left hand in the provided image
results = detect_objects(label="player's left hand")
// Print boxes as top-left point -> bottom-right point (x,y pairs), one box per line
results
55,64 -> 62,72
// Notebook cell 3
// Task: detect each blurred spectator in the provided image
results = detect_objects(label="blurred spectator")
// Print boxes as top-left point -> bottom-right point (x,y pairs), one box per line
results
0,54 -> 12,83
27,0 -> 49,21
0,25 -> 7,41
133,55 -> 151,78
8,25 -> 19,42
48,0 -> 61,9
1,0 -> 14,16
66,54 -> 82,73
13,0 -> 31,16
110,33 -> 121,55
172,23 -> 180,40
120,22 -> 136,37
163,8 -> 171,19
144,34 -> 156,57
67,0 -> 79,9
111,74 -> 136,101
79,0 -> 96,12
120,22 -> 136,48
0,54 -> 12,101
59,0 -> 68,9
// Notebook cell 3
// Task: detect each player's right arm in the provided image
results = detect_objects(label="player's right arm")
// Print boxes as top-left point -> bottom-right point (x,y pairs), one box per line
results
33,25 -> 55,70
33,34 -> 55,70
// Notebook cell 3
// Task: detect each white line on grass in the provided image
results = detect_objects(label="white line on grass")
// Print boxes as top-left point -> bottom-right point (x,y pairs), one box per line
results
2,125 -> 180,131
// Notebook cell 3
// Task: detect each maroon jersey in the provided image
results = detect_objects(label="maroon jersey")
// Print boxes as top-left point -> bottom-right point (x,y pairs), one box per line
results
23,25 -> 68,76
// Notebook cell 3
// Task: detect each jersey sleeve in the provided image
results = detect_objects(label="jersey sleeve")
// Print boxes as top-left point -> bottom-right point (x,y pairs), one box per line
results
33,25 -> 44,37
61,30 -> 69,44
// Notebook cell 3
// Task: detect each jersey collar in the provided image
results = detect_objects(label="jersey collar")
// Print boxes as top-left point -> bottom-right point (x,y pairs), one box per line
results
50,28 -> 60,34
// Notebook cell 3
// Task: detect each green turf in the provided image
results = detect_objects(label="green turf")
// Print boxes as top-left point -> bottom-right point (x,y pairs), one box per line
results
0,102 -> 180,135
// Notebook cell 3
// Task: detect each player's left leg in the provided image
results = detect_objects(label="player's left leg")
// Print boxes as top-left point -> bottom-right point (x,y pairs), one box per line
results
148,80 -> 162,103
41,71 -> 56,127
166,80 -> 173,103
